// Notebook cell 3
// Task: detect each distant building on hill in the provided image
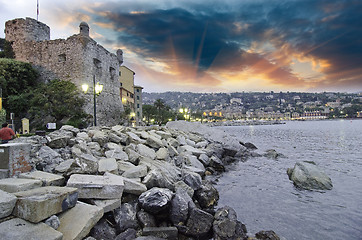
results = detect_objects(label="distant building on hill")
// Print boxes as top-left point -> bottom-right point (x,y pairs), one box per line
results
5,17 -> 124,126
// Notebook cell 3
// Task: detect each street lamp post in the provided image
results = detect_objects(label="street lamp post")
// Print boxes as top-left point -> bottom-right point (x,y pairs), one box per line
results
82,76 -> 103,126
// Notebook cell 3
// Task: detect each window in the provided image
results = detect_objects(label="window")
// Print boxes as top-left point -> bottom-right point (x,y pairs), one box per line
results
109,67 -> 116,80
130,94 -> 134,98
58,54 -> 66,62
136,89 -> 140,92
137,104 -> 140,108
93,58 -> 101,69
137,96 -> 140,100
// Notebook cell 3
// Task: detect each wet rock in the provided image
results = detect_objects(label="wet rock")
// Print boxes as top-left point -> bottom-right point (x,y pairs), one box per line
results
138,187 -> 174,214
213,206 -> 247,240
287,161 -> 333,190
142,226 -> 178,239
170,188 -> 193,225
209,155 -> 225,172
240,142 -> 258,150
174,181 -> 194,198
255,230 -> 280,240
183,207 -> 214,237
137,209 -> 157,228
194,180 -> 219,209
183,171 -> 202,191
89,218 -> 117,240
114,203 -> 139,232
115,228 -> 137,240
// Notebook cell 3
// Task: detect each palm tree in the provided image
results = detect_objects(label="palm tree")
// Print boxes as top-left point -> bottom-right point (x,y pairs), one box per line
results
154,99 -> 166,125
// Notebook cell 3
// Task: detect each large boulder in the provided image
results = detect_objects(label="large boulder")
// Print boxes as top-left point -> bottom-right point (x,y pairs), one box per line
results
182,207 -> 214,237
194,180 -> 219,209
138,187 -> 174,214
213,206 -> 247,240
287,161 -> 333,190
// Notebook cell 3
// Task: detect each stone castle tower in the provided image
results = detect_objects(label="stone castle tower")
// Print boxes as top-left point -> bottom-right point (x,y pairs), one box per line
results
5,17 -> 124,126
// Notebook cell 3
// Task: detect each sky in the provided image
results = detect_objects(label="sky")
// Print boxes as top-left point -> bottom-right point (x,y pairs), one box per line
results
1,0 -> 362,93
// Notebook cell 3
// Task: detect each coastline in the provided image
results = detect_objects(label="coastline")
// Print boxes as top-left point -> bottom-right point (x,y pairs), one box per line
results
0,121 -> 280,239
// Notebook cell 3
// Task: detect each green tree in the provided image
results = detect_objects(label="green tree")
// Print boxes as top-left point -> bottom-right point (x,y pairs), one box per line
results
143,104 -> 157,125
0,38 -> 15,59
0,58 -> 38,116
29,79 -> 88,129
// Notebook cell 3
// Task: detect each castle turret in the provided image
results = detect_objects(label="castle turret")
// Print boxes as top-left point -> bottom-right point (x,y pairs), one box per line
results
117,49 -> 124,65
79,22 -> 90,37
5,17 -> 50,43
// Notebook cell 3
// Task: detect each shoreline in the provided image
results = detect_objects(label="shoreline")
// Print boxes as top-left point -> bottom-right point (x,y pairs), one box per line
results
0,121 -> 280,239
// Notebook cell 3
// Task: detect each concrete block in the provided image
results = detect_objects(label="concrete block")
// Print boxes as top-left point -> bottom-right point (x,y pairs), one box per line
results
13,186 -> 78,223
0,189 -> 17,218
57,201 -> 104,240
142,226 -> 178,240
123,177 -> 147,195
98,158 -> 118,174
0,218 -> 63,240
0,143 -> 32,177
19,171 -> 65,186
67,174 -> 124,199
0,178 -> 42,193
90,198 -> 122,213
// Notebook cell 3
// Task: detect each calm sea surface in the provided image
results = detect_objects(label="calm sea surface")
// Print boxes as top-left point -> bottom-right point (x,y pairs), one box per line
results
215,119 -> 362,240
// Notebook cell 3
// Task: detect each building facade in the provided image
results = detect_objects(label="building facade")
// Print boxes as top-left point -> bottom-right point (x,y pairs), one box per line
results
5,17 -> 124,126
134,86 -> 143,125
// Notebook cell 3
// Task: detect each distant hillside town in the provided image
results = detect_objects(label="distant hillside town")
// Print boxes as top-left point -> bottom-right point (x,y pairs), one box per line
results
3,17 -> 143,126
143,91 -> 362,121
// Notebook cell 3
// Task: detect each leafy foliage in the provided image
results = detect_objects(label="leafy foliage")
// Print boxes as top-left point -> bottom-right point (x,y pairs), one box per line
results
28,79 -> 88,129
0,58 -> 38,113
0,38 -> 15,59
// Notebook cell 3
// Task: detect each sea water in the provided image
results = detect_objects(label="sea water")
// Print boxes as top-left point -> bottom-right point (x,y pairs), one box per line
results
215,119 -> 362,240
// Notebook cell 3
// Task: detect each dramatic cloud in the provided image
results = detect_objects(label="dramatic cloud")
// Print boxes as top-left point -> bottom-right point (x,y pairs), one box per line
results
1,0 -> 361,92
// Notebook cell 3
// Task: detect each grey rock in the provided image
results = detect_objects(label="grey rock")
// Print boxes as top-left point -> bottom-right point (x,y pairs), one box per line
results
118,161 -> 136,174
122,165 -> 148,178
185,139 -> 196,147
167,137 -> 179,148
123,177 -> 148,195
213,206 -> 247,240
255,230 -> 280,240
137,144 -> 157,159
105,149 -> 129,161
89,218 -> 117,240
156,148 -> 169,160
170,189 -> 193,225
174,181 -> 194,198
98,158 -> 118,173
125,148 -> 141,164
209,155 -> 225,172
137,209 -> 157,228
138,187 -> 174,214
109,132 -> 123,144
183,207 -> 214,237
114,203 -> 139,232
198,154 -> 210,166
264,149 -> 285,159
45,215 -> 60,230
0,189 -> 17,218
90,130 -> 108,146
194,180 -> 219,209
177,135 -> 187,145
115,228 -> 137,240
183,171 -> 202,190
287,161 -> 333,190
142,226 -> 178,240
146,135 -> 164,149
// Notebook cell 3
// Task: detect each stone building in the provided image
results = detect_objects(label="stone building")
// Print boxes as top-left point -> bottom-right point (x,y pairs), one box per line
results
4,17 -> 124,126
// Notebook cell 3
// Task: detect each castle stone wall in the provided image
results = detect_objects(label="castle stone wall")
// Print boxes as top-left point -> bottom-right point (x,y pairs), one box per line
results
4,17 -> 124,126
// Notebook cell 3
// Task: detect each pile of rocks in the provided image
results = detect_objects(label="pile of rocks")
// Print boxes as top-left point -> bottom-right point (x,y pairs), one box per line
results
0,121 -> 279,239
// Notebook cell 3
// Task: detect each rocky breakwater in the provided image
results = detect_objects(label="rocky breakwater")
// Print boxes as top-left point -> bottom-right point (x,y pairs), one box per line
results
0,121 -> 280,239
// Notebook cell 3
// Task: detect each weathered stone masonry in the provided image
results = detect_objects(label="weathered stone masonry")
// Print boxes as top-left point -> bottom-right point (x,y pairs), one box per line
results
5,17 -> 124,126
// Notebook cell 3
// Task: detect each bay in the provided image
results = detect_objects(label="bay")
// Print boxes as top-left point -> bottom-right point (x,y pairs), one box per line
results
215,119 -> 362,240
